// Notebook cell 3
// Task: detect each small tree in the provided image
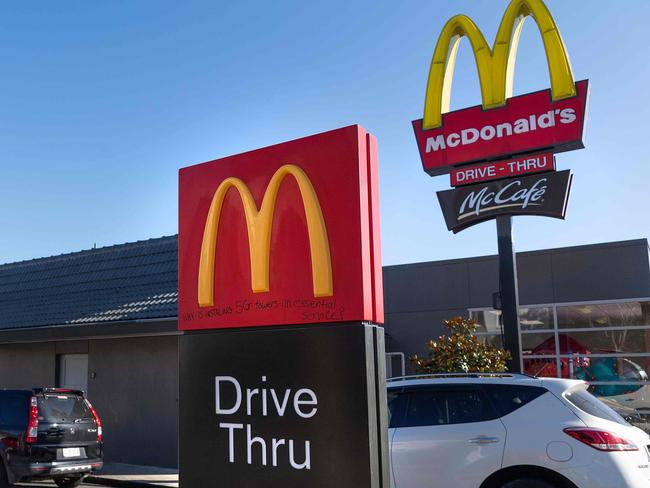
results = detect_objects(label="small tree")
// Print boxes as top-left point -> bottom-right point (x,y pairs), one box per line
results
410,316 -> 511,373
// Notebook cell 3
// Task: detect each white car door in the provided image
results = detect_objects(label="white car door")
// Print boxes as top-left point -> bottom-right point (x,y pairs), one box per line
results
391,386 -> 506,488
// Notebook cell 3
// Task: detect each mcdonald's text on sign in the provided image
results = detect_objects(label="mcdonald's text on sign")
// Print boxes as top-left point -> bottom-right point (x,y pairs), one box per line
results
413,0 -> 589,177
450,152 -> 555,187
178,125 -> 383,330
414,81 -> 588,176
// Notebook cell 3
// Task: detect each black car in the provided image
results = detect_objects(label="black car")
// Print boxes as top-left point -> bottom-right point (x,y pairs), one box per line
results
0,388 -> 103,487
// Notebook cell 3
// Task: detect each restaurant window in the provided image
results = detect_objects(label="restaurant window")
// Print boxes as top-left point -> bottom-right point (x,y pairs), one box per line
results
470,299 -> 650,433
557,301 -> 650,329
519,306 -> 554,331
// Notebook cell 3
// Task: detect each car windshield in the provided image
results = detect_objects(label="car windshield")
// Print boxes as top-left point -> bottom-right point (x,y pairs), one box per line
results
565,388 -> 629,426
38,394 -> 91,423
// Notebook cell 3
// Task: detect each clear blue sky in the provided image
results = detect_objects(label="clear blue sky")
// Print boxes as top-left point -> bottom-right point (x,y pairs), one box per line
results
1,1 -> 648,266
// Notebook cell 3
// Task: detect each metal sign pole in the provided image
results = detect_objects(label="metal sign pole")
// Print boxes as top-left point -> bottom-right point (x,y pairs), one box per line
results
496,216 -> 522,373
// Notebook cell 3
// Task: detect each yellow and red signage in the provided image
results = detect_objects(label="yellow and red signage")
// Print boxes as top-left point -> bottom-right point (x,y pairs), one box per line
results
413,0 -> 589,177
178,125 -> 383,330
450,152 -> 555,187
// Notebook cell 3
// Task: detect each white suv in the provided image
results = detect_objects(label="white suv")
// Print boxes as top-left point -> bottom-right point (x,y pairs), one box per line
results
387,373 -> 650,488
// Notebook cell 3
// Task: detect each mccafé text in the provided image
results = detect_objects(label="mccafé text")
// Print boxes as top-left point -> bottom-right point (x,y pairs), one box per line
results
459,178 -> 548,217
215,376 -> 317,470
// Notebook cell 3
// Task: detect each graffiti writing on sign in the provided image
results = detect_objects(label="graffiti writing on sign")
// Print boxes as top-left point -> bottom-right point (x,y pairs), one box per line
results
181,299 -> 343,323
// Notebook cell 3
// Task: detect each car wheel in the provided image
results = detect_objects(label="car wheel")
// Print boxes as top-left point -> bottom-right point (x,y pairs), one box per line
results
54,476 -> 85,488
501,479 -> 558,488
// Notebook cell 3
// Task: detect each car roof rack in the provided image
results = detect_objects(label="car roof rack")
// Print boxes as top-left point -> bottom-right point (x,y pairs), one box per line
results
386,372 -> 537,382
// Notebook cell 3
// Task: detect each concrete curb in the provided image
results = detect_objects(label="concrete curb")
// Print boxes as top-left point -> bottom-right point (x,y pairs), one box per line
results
85,475 -> 171,487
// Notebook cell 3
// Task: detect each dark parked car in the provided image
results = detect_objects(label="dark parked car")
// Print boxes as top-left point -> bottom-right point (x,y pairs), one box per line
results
0,388 -> 103,487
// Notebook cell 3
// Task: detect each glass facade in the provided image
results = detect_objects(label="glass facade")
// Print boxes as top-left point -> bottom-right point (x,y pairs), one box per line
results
471,299 -> 650,431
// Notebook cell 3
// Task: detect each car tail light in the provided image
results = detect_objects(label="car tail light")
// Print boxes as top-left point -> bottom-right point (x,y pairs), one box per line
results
26,396 -> 39,443
85,399 -> 103,442
564,427 -> 638,451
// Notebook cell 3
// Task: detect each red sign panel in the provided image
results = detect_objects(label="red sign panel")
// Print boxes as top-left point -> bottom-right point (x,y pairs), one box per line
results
450,152 -> 555,187
413,80 -> 589,176
178,125 -> 383,331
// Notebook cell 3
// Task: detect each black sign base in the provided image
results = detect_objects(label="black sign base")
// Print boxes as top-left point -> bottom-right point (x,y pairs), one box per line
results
179,323 -> 389,488
437,169 -> 573,233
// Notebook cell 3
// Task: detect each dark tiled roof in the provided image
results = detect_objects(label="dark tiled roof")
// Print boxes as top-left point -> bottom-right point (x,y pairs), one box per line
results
0,236 -> 178,330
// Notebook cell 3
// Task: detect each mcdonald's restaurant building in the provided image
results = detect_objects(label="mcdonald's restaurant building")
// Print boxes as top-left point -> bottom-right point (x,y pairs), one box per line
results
0,235 -> 648,468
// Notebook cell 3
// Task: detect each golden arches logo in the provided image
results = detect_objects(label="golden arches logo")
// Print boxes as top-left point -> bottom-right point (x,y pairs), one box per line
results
423,0 -> 575,129
198,164 -> 333,307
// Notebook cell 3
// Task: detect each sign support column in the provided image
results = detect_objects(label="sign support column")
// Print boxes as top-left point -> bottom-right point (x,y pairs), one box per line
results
178,125 -> 387,488
496,216 -> 521,373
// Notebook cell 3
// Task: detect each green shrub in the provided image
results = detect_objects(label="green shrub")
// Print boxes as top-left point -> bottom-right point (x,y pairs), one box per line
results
410,316 -> 511,373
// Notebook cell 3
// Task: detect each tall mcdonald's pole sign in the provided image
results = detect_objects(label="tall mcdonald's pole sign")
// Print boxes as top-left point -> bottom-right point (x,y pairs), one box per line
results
412,0 -> 589,372
178,126 -> 388,487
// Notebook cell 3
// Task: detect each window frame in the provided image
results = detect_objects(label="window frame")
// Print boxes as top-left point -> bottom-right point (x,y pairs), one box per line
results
388,384 -> 499,428
469,297 -> 650,385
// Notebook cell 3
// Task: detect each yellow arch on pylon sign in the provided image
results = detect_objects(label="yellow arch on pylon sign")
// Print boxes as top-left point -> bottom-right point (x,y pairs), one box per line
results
197,164 -> 333,307
423,0 -> 576,130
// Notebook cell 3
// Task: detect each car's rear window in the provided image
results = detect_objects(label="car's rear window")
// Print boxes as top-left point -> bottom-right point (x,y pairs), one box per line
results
38,394 -> 91,423
483,384 -> 547,417
565,388 -> 628,426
